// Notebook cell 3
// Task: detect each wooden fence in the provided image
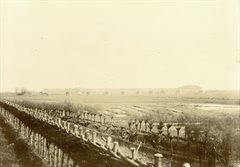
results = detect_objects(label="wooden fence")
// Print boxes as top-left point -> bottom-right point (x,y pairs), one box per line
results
0,100 -> 194,167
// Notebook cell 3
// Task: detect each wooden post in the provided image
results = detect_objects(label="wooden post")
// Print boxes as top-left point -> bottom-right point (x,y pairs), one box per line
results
19,121 -> 22,133
74,124 -> 79,136
16,118 -> 19,129
43,137 -> 46,157
39,134 -> 42,153
54,117 -> 58,127
54,145 -> 57,167
113,141 -> 119,153
79,127 -> 83,138
176,127 -> 181,143
90,113 -> 92,122
92,131 -> 96,144
63,121 -> 67,131
154,153 -> 163,167
144,121 -> 148,132
103,116 -> 106,124
80,112 -> 83,120
111,116 -> 113,125
62,153 -> 67,167
33,132 -> 37,149
87,113 -> 90,121
70,123 -> 74,134
68,157 -> 74,167
66,154 -> 70,167
38,134 -> 41,154
43,114 -> 46,121
36,133 -> 38,152
106,136 -> 112,149
26,126 -> 29,139
49,144 -> 52,166
170,138 -> 173,155
130,147 -> 136,160
85,130 -> 89,140
22,124 -> 25,136
25,125 -> 27,137
67,122 -> 71,133
57,118 -> 61,128
41,136 -> 44,157
13,117 -> 16,128
9,113 -> 12,122
83,112 -> 86,121
85,112 -> 88,121
45,141 -> 49,163
60,120 -> 65,130
58,148 -> 62,167
41,135 -> 43,155
32,132 -> 35,149
19,122 -> 23,135
37,133 -> 40,153
30,132 -> 33,145
46,115 -> 49,123
99,115 -> 102,124
24,125 -> 27,137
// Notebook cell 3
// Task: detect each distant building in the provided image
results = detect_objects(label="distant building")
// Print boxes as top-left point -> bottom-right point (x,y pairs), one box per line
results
43,88 -> 79,95
177,85 -> 203,94
42,86 -> 204,96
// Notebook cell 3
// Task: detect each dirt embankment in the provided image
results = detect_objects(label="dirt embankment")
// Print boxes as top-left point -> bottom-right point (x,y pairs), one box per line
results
0,114 -> 45,167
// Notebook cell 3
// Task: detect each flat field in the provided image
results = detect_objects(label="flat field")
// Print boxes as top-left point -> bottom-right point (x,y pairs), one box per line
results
2,93 -> 240,129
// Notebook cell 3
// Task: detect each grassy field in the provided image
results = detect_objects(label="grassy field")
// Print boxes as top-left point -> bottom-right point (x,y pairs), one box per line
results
2,93 -> 239,127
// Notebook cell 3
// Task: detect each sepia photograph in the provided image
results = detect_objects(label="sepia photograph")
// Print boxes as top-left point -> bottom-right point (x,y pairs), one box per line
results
0,0 -> 239,167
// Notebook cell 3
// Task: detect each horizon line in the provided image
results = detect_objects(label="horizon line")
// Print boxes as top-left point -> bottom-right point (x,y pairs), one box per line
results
1,86 -> 240,93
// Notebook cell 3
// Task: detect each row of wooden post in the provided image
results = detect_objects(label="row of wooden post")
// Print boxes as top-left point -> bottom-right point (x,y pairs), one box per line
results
0,107 -> 77,167
12,105 -> 114,126
1,100 -> 191,167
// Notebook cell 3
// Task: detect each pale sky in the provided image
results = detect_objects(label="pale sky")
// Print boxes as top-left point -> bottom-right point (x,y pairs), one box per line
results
0,0 -> 239,92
